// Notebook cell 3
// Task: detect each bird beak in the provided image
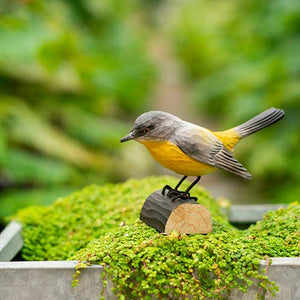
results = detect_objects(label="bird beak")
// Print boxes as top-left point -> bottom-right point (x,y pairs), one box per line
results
120,132 -> 135,143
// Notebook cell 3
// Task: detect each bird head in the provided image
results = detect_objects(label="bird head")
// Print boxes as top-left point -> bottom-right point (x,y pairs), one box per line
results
120,111 -> 180,143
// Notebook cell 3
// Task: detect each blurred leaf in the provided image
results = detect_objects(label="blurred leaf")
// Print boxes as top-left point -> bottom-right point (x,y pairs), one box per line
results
0,124 -> 7,163
3,148 -> 77,185
53,106 -> 129,149
0,187 -> 75,221
0,98 -> 109,169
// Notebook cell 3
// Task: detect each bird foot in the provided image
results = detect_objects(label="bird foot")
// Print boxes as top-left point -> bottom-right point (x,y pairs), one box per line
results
162,185 -> 198,202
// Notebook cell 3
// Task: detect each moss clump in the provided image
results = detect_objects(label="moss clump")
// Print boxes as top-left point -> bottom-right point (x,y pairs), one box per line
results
13,176 -> 224,260
246,202 -> 300,258
72,204 -> 300,300
12,176 -> 300,299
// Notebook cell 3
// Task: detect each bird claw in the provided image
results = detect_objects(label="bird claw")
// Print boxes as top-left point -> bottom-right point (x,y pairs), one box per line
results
161,185 -> 198,202
162,185 -> 173,196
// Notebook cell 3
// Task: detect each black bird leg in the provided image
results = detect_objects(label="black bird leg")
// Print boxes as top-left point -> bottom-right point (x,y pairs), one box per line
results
174,175 -> 188,190
185,176 -> 201,194
162,176 -> 201,201
162,175 -> 187,196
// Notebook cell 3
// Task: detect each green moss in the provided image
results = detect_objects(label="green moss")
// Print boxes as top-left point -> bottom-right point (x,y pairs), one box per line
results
246,202 -> 300,258
12,176 -> 224,260
72,204 -> 300,300
12,177 -> 300,299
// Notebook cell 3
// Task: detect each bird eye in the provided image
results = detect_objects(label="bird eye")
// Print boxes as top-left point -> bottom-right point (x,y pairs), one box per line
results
143,127 -> 151,134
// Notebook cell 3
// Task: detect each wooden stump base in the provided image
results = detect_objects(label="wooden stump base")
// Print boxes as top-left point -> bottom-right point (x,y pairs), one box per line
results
140,190 -> 212,234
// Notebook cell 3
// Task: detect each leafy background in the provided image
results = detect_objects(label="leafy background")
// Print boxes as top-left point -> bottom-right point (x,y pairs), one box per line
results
0,0 -> 299,226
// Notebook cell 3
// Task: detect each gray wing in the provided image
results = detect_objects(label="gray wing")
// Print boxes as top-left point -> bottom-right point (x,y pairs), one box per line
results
173,126 -> 252,179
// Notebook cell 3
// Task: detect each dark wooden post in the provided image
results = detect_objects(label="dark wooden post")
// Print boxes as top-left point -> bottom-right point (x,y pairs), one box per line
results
140,190 -> 212,234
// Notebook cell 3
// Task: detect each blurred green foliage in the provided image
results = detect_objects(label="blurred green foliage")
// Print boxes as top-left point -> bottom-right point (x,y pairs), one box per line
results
0,0 -> 156,221
0,0 -> 299,223
170,0 -> 300,203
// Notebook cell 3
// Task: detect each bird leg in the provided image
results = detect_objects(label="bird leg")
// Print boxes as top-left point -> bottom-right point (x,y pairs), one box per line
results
162,176 -> 187,196
162,176 -> 201,201
185,176 -> 201,193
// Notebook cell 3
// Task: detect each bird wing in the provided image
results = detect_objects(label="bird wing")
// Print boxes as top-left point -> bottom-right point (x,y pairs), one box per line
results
173,125 -> 252,179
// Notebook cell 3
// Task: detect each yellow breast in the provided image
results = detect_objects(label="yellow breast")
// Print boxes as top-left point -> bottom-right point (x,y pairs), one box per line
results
139,140 -> 215,176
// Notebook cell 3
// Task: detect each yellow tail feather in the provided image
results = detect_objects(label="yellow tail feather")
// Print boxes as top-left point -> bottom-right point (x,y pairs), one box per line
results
213,108 -> 284,151
212,129 -> 242,151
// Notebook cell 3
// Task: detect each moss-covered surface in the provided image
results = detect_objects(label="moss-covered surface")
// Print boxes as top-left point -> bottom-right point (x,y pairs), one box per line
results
72,203 -> 300,299
13,176 -> 223,260
12,176 -> 300,299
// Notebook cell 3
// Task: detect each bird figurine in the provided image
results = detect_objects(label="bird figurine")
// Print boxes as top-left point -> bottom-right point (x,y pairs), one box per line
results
120,108 -> 284,201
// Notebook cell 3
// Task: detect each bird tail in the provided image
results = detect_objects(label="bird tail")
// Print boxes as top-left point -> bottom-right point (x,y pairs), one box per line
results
213,107 -> 285,151
231,107 -> 285,138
